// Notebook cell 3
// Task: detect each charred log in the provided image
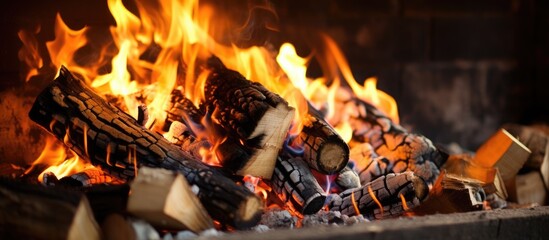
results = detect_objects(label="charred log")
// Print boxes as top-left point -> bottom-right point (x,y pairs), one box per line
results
349,142 -> 392,185
203,56 -> 295,179
270,154 -> 327,215
299,102 -> 349,174
347,97 -> 448,185
328,171 -> 428,220
28,66 -> 262,229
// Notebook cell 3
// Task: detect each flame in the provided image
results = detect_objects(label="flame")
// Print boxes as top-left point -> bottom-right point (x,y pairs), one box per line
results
322,36 -> 400,124
18,27 -> 43,81
39,155 -> 94,182
19,0 -> 404,216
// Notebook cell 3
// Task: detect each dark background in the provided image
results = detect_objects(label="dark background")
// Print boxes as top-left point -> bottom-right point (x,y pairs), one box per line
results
0,0 -> 548,156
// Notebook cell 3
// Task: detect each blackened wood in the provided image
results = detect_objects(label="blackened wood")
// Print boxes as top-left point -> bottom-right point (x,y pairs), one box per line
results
299,103 -> 349,174
328,172 -> 428,220
57,168 -> 125,187
349,142 -> 392,185
203,56 -> 294,179
348,97 -> 448,185
28,66 -> 262,229
165,89 -> 205,131
270,154 -> 327,215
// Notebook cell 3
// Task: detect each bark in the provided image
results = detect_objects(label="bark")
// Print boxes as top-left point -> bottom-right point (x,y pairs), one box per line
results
270,154 -> 327,215
328,171 -> 428,220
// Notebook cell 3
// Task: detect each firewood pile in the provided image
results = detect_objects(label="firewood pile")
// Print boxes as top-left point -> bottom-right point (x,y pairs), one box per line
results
4,0 -> 549,239
3,60 -> 547,239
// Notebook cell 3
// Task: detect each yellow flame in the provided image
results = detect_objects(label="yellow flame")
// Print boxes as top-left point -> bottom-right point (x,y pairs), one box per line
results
323,36 -> 399,124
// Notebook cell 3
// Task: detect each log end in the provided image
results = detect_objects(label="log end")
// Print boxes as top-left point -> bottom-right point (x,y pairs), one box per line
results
302,194 -> 327,215
317,141 -> 350,174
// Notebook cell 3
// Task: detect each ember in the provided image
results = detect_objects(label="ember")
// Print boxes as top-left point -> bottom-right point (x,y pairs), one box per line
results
2,0 -> 549,239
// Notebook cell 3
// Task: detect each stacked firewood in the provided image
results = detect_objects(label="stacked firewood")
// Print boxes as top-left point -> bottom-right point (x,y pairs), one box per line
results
12,56 -> 451,236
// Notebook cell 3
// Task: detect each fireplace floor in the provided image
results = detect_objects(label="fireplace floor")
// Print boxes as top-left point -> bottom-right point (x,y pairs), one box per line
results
212,206 -> 549,240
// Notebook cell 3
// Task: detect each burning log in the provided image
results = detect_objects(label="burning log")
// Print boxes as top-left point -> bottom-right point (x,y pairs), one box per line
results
127,167 -> 213,232
28,66 -> 262,229
299,103 -> 349,174
349,142 -> 391,185
0,178 -> 100,239
203,56 -> 294,179
47,168 -> 125,187
270,154 -> 327,215
347,97 -> 447,185
328,171 -> 428,219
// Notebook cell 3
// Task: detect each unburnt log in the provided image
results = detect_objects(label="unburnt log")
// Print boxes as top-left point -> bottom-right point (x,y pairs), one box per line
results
299,102 -> 349,174
203,56 -> 295,179
345,96 -> 447,185
28,66 -> 262,229
270,154 -> 327,215
328,171 -> 428,220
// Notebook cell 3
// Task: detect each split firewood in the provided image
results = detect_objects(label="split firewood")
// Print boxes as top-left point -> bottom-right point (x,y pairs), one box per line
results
28,66 -> 262,229
343,95 -> 447,186
444,154 -> 508,200
270,154 -> 327,215
349,142 -> 391,185
0,178 -> 100,240
507,171 -> 547,206
503,124 -> 549,193
335,166 -> 361,190
503,123 -> 549,170
328,171 -> 428,220
101,214 -> 137,240
203,56 -> 295,179
298,102 -> 349,174
473,128 -> 531,182
413,171 -> 485,214
127,167 -> 213,232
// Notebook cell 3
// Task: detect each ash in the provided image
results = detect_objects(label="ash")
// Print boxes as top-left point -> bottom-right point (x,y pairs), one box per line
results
259,208 -> 298,229
302,210 -> 369,227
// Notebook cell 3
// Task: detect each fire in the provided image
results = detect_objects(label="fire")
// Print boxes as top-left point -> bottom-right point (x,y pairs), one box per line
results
20,0 -> 402,216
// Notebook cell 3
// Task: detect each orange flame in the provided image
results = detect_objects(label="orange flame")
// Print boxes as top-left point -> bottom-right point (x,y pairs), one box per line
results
18,27 -> 43,81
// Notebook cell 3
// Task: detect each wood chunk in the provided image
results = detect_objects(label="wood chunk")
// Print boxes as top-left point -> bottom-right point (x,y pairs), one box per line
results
299,103 -> 349,174
414,171 -> 485,214
473,128 -> 531,182
503,124 -> 549,170
101,214 -> 136,240
328,172 -> 428,219
507,171 -> 547,206
444,154 -> 508,199
0,179 -> 100,240
270,155 -> 327,215
203,56 -> 295,179
28,66 -> 262,229
128,167 -> 213,232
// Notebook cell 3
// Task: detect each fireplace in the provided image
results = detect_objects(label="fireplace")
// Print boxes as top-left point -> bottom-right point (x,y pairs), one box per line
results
1,0 -> 549,239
